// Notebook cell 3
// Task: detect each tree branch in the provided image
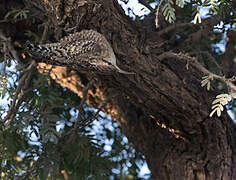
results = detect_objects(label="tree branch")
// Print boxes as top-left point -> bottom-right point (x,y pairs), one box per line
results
158,52 -> 236,92
3,61 -> 36,125
189,51 -> 224,77
71,79 -> 95,136
158,23 -> 195,35
0,29 -> 20,62
80,93 -> 119,129
138,0 -> 154,13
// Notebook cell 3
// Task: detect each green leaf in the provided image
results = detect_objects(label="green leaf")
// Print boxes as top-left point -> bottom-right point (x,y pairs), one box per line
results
216,108 -> 221,117
212,98 -> 222,105
207,82 -> 210,91
193,11 -> 201,24
209,108 -> 217,117
232,93 -> 236,99
169,0 -> 174,5
162,2 -> 176,23
216,94 -> 229,98
209,93 -> 232,117
176,0 -> 184,8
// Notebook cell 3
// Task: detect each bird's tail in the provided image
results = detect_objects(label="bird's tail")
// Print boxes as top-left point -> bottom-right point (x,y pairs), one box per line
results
27,44 -> 52,59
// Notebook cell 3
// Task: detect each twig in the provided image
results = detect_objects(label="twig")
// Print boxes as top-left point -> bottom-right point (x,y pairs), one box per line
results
3,75 -> 26,124
155,0 -> 165,28
227,2 -> 236,17
0,12 -> 40,24
39,22 -> 49,44
138,0 -> 154,13
80,93 -> 119,129
17,153 -> 44,179
3,61 -> 36,125
158,23 -> 195,36
72,79 -> 95,134
189,51 -> 224,76
228,76 -> 236,82
0,30 -> 20,62
158,52 -> 236,92
0,30 -> 10,76
3,41 -> 7,76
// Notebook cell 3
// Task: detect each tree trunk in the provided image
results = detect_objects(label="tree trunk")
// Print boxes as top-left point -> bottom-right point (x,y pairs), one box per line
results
2,0 -> 236,179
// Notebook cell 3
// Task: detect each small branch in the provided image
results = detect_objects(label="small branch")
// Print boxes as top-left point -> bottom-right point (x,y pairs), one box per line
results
39,22 -> 50,44
80,93 -> 119,129
158,52 -> 236,92
158,23 -> 195,36
3,61 -> 36,125
155,0 -> 165,28
227,1 -> 236,17
0,30 -> 20,62
17,153 -> 43,179
190,51 -> 224,75
67,81 -> 118,142
0,30 -> 10,76
227,76 -> 236,82
3,41 -> 7,76
0,12 -> 40,24
138,0 -> 154,13
72,79 -> 95,134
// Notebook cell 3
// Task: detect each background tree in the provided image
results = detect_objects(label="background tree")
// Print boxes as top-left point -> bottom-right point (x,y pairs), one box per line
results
0,0 -> 236,179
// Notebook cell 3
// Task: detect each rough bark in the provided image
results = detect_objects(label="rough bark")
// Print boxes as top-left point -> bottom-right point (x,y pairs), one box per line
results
1,0 -> 236,179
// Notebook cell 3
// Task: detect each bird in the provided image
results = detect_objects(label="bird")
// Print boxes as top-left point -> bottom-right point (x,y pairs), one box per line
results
27,30 -> 134,74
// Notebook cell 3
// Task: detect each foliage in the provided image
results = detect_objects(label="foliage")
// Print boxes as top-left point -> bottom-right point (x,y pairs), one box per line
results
159,0 -> 234,24
4,9 -> 29,22
201,74 -> 236,117
0,62 -> 149,179
162,0 -> 176,23
201,74 -> 214,91
156,0 -> 236,117
0,75 -> 7,98
210,93 -> 236,117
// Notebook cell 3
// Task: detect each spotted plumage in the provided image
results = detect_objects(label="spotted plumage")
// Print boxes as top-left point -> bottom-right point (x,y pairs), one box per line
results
28,30 -> 134,74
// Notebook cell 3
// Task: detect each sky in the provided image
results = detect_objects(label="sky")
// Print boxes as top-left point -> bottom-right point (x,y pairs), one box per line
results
118,0 -> 152,18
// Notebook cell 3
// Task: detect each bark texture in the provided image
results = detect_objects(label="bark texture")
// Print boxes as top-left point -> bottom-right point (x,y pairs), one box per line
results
1,0 -> 236,179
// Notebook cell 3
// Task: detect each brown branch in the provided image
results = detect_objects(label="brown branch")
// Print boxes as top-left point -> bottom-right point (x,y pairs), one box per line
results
190,51 -> 224,75
3,61 -> 36,125
17,151 -> 45,179
80,93 -> 119,129
0,30 -> 10,75
40,23 -> 49,44
138,0 -> 154,13
3,41 -> 7,75
158,52 -> 236,92
158,23 -> 195,36
228,76 -> 236,82
0,30 -> 20,62
71,79 -> 95,135
0,12 -> 40,24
